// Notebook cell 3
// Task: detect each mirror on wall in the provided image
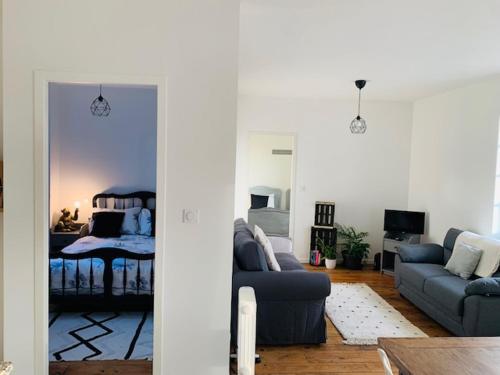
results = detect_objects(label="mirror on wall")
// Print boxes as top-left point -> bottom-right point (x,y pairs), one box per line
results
246,133 -> 295,240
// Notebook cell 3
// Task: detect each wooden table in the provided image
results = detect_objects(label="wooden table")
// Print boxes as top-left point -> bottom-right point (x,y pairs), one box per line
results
378,337 -> 500,375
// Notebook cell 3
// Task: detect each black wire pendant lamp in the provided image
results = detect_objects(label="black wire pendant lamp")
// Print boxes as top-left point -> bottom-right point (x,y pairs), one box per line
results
350,80 -> 367,134
90,84 -> 111,117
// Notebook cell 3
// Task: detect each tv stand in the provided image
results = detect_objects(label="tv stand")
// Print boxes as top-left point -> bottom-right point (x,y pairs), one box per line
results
381,232 -> 421,276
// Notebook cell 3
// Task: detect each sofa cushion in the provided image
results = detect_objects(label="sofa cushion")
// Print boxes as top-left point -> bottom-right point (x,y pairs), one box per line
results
423,276 -> 470,316
234,231 -> 269,272
254,225 -> 281,271
399,263 -> 451,291
234,218 -> 253,237
444,243 -> 483,279
275,253 -> 305,271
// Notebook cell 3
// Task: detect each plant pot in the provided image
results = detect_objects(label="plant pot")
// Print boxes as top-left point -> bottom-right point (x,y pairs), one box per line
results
325,259 -> 336,270
343,254 -> 363,270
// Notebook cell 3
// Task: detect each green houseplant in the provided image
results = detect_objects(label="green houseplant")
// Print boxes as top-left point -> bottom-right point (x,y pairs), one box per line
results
317,237 -> 336,269
336,224 -> 370,270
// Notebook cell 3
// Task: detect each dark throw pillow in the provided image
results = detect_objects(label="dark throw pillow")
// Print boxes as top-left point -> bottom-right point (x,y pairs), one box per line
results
90,211 -> 125,238
233,231 -> 269,271
250,194 -> 269,209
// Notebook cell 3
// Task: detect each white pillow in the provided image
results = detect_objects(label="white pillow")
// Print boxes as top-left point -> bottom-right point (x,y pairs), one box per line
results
267,194 -> 275,208
138,208 -> 153,236
445,243 -> 483,279
89,207 -> 141,235
254,225 -> 281,271
455,231 -> 500,278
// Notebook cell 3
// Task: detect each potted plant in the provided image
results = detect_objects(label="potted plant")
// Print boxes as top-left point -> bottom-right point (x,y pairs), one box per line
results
317,237 -> 336,270
336,224 -> 370,270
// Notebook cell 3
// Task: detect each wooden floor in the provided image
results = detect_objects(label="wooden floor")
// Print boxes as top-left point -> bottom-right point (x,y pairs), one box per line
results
252,266 -> 451,375
50,360 -> 152,375
49,266 -> 451,375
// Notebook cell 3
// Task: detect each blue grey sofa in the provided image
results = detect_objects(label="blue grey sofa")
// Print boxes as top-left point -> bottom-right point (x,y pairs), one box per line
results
231,219 -> 331,345
395,228 -> 500,336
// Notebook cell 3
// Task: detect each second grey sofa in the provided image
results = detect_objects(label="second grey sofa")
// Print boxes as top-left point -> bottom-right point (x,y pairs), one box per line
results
395,228 -> 500,336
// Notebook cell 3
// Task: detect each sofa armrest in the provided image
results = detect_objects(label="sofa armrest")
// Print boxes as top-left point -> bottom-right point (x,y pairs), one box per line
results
233,271 -> 331,302
398,243 -> 444,264
465,278 -> 500,296
463,295 -> 500,336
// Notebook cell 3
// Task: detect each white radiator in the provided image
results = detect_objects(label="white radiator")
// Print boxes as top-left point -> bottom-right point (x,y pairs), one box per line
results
237,287 -> 257,375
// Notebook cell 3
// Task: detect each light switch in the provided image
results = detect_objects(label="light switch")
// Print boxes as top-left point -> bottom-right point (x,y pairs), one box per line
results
182,209 -> 200,224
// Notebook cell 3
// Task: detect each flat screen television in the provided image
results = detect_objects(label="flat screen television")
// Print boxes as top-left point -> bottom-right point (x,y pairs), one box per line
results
384,209 -> 425,234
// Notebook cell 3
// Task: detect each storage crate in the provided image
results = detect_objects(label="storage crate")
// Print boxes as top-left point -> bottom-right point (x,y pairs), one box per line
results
314,201 -> 335,227
309,226 -> 337,266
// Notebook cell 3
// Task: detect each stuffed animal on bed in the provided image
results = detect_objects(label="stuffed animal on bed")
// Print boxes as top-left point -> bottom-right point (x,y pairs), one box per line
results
54,207 -> 79,232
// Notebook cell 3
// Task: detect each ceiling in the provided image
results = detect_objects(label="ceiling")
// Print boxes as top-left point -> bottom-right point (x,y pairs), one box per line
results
239,0 -> 500,101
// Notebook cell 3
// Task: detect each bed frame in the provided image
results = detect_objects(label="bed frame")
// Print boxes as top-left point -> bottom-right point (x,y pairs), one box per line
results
49,191 -> 156,311
248,186 -> 290,237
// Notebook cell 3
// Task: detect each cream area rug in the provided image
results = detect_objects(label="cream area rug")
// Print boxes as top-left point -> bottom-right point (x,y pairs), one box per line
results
326,283 -> 428,345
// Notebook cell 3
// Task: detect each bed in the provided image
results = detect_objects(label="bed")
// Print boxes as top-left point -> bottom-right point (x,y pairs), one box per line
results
247,186 -> 290,237
49,191 -> 156,310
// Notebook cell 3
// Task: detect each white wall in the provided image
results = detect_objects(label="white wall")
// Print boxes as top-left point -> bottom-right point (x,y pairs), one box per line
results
236,95 -> 414,262
247,133 -> 293,209
49,83 -> 157,224
0,0 -> 3,360
3,1 -> 239,374
408,77 -> 500,243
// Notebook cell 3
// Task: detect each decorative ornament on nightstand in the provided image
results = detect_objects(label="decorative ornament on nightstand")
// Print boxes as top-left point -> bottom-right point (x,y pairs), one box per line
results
90,84 -> 111,117
350,80 -> 367,134
54,202 -> 80,232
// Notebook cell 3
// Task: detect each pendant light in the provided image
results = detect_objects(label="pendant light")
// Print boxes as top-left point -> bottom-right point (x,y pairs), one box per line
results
90,84 -> 111,117
350,80 -> 367,134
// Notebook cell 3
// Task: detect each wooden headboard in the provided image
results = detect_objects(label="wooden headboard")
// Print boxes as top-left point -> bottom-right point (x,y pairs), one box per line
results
92,191 -> 156,209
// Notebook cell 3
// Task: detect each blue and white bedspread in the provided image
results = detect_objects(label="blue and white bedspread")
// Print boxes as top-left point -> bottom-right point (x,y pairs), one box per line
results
62,235 -> 155,255
50,235 -> 155,296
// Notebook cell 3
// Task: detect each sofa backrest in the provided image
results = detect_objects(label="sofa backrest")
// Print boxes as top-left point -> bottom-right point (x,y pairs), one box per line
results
443,228 -> 464,263
233,218 -> 269,272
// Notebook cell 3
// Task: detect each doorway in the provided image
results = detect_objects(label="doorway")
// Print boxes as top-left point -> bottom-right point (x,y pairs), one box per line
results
34,72 -> 167,375
245,132 -> 296,241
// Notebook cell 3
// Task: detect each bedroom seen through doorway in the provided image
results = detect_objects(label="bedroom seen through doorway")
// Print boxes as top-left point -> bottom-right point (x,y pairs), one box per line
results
47,82 -> 157,373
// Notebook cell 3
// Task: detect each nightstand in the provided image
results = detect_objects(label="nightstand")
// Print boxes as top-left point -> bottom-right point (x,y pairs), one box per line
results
50,228 -> 82,254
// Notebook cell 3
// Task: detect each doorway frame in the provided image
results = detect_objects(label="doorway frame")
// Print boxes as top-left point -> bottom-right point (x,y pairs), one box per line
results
34,71 -> 168,375
246,130 -> 298,249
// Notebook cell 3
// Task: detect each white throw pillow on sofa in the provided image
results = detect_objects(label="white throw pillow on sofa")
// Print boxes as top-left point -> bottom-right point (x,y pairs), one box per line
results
454,231 -> 500,278
445,243 -> 482,279
254,225 -> 281,271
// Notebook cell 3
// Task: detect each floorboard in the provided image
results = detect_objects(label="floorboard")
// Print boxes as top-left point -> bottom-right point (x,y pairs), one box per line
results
49,266 -> 451,375
253,266 -> 451,375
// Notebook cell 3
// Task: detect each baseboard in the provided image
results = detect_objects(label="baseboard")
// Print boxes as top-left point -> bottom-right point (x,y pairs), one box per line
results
299,257 -> 375,265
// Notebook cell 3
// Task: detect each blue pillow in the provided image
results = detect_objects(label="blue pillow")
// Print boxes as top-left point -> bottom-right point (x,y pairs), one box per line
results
234,231 -> 269,271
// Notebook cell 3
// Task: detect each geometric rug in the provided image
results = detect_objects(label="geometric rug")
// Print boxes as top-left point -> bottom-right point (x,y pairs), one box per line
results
49,311 -> 153,361
326,283 -> 428,345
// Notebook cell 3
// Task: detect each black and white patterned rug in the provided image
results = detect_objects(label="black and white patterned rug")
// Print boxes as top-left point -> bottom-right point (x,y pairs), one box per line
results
49,311 -> 153,361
